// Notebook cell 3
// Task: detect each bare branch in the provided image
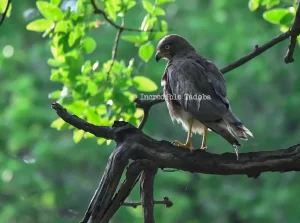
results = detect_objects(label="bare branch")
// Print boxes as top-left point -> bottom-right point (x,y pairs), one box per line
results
284,3 -> 300,63
90,0 -> 158,32
51,102 -> 117,139
134,93 -> 164,130
0,0 -> 11,26
107,19 -> 124,77
220,31 -> 291,74
123,197 -> 173,208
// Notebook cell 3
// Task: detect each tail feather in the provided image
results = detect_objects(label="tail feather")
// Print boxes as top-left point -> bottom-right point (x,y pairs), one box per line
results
229,124 -> 253,140
203,120 -> 241,146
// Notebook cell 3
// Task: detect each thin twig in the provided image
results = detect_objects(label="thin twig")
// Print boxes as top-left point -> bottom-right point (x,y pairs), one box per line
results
123,197 -> 173,208
107,19 -> 124,77
284,3 -> 300,63
0,0 -> 11,26
90,0 -> 157,32
220,31 -> 292,73
134,93 -> 164,130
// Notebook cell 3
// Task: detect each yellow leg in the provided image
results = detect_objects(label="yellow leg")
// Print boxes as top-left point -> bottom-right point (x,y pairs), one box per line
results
200,126 -> 208,150
174,119 -> 194,151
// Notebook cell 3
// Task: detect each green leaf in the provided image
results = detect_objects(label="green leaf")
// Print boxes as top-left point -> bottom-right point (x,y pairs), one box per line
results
263,9 -> 289,24
51,118 -> 66,130
126,0 -> 136,10
280,13 -> 295,26
51,0 -> 61,6
0,0 -> 12,17
266,0 -> 280,9
36,1 -> 64,21
156,0 -> 175,5
139,43 -> 154,62
105,1 -> 117,21
48,90 -> 61,99
55,21 -> 69,33
133,76 -> 158,92
248,0 -> 260,12
143,0 -> 153,13
153,7 -> 165,16
83,37 -> 97,54
26,19 -> 54,32
73,129 -> 84,143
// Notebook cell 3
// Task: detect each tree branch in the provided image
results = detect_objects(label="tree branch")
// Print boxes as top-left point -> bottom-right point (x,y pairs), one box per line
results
140,165 -> 158,223
123,196 -> 173,208
284,3 -> 300,63
107,19 -> 124,77
90,0 -> 158,32
98,160 -> 148,223
0,0 -> 11,26
52,103 -> 300,222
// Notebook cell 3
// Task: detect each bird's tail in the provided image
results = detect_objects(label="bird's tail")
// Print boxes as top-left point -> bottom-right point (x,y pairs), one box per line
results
224,111 -> 253,140
203,119 -> 242,146
228,124 -> 253,140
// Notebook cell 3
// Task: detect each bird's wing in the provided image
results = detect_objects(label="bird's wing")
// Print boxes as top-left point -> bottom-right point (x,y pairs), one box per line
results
166,57 -> 229,122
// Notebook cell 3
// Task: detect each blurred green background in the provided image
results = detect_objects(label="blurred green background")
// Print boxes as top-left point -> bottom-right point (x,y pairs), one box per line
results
1,0 -> 300,222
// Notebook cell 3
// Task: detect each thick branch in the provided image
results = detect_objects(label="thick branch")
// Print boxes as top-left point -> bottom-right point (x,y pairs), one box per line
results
52,103 -> 300,177
98,161 -> 147,223
140,165 -> 158,223
284,3 -> 300,63
0,0 -> 11,26
52,104 -> 300,223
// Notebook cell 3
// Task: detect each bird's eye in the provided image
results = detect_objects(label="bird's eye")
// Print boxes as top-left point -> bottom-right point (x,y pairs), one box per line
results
165,45 -> 170,50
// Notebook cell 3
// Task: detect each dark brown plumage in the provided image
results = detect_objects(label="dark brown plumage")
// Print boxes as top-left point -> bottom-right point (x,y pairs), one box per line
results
155,34 -> 253,155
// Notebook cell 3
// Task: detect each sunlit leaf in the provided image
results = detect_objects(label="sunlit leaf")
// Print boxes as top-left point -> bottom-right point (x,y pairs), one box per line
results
73,129 -> 84,143
26,19 -> 54,32
280,13 -> 294,26
263,9 -> 289,24
139,43 -> 154,62
156,0 -> 175,5
83,37 -> 97,54
36,1 -> 64,21
248,0 -> 260,11
0,0 -> 12,17
143,0 -> 153,13
48,90 -> 61,99
51,118 -> 67,130
51,0 -> 61,6
133,76 -> 158,92
153,7 -> 165,16
266,0 -> 280,9
55,21 -> 69,33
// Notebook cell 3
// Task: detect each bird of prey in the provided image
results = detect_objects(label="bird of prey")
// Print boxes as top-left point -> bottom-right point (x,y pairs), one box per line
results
155,34 -> 253,157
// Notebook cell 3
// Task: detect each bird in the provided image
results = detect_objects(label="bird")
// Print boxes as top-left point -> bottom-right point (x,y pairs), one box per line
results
155,34 -> 253,158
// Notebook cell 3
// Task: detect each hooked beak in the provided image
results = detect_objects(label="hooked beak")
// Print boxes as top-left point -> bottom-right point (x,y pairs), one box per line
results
155,50 -> 162,62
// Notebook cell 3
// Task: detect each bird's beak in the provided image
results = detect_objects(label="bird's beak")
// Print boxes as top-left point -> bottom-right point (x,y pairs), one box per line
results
155,50 -> 162,62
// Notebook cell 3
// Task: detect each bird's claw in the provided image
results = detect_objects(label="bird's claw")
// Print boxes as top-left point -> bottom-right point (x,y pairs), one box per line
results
200,146 -> 207,151
173,140 -> 194,152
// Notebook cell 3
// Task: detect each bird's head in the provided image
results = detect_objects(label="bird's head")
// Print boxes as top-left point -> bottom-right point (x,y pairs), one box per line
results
155,34 -> 194,62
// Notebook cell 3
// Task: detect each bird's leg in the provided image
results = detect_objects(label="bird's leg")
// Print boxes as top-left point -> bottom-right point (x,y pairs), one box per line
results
200,126 -> 208,150
174,119 -> 194,151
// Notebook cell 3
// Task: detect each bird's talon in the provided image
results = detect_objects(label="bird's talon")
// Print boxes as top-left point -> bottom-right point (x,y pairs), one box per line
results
200,146 -> 207,151
173,140 -> 194,151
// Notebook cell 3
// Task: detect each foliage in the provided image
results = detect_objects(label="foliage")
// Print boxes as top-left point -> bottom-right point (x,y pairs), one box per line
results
1,0 -> 300,223
249,0 -> 300,44
26,0 -> 169,144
